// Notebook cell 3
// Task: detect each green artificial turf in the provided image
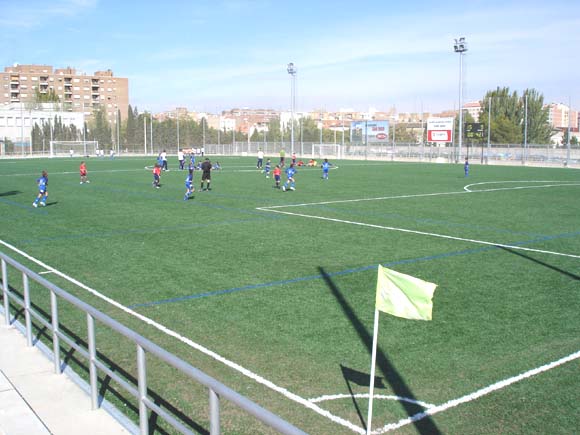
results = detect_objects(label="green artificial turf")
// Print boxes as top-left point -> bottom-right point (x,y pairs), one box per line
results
1,156 -> 579,434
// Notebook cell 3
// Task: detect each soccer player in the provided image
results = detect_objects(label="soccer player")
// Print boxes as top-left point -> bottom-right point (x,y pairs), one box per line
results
321,158 -> 331,180
264,159 -> 271,178
282,163 -> 297,191
257,148 -> 264,169
184,170 -> 195,200
178,148 -> 185,170
279,148 -> 285,167
464,157 -> 469,177
200,158 -> 212,191
79,161 -> 90,184
273,165 -> 281,188
291,152 -> 296,165
152,163 -> 161,188
33,171 -> 48,207
161,149 -> 168,171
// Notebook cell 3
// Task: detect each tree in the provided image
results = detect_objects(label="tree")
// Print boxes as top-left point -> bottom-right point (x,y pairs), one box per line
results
522,89 -> 553,144
480,87 -> 552,144
89,107 -> 112,147
480,87 -> 522,143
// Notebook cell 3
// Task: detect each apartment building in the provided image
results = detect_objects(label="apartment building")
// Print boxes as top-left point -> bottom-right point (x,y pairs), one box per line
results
546,103 -> 578,130
1,64 -> 128,123
463,101 -> 481,122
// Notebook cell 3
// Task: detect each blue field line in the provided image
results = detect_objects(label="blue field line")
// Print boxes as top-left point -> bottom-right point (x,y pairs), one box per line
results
316,204 -> 539,237
0,197 -> 49,215
129,230 -> 580,309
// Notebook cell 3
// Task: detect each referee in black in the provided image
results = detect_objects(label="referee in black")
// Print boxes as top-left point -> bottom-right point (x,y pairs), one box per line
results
200,158 -> 212,191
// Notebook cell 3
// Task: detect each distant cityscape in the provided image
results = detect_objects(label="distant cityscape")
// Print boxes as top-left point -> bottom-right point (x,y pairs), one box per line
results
1,64 -> 579,146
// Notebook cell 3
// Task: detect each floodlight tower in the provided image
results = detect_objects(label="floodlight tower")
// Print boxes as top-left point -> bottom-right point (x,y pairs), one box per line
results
454,37 -> 467,163
287,62 -> 297,155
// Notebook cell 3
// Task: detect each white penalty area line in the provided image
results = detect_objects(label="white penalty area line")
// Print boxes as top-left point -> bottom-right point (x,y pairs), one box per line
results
372,350 -> 580,434
256,208 -> 580,259
0,239 -> 364,434
260,181 -> 580,210
464,180 -> 580,192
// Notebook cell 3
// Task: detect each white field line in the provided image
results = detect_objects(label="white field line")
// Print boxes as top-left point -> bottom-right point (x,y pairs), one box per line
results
464,180 -> 580,192
0,169 -> 146,178
256,208 -> 580,259
309,393 -> 435,409
260,181 -> 580,210
372,350 -> 580,434
0,239 -> 365,434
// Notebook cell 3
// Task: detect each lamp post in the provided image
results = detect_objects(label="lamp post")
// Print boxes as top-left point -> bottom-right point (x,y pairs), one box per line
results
287,62 -> 297,155
454,37 -> 467,163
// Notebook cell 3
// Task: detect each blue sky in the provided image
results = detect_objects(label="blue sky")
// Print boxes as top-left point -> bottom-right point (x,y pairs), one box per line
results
1,0 -> 579,114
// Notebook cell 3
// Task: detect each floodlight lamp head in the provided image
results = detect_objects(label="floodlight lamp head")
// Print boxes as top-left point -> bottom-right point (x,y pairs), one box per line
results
454,37 -> 467,53
287,62 -> 296,75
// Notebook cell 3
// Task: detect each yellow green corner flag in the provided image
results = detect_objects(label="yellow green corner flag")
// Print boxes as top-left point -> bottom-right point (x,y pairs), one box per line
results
375,265 -> 437,320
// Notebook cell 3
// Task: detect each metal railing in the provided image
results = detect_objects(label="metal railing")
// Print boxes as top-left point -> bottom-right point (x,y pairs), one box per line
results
0,252 -> 308,435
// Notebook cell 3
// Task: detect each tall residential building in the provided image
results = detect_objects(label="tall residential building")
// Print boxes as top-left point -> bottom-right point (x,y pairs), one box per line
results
546,103 -> 578,130
1,64 -> 128,123
463,101 -> 481,122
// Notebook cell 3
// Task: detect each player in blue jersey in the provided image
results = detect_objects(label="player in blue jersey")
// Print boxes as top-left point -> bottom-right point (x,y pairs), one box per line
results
264,159 -> 271,178
33,171 -> 48,207
281,163 -> 297,191
184,169 -> 195,200
321,158 -> 331,180
464,157 -> 469,177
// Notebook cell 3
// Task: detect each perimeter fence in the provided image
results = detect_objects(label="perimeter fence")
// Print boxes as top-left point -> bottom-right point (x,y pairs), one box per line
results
2,140 -> 579,168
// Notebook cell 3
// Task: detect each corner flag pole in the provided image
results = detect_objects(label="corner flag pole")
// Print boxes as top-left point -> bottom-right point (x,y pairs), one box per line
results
366,308 -> 380,435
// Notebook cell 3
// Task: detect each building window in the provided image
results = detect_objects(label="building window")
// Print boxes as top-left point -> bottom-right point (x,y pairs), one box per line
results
73,78 -> 80,83
31,77 -> 38,81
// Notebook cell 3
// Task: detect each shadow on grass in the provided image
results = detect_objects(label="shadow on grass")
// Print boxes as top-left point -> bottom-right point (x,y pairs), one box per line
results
340,364 -> 386,428
4,288 -> 209,435
0,190 -> 21,197
498,246 -> 580,281
319,266 -> 441,435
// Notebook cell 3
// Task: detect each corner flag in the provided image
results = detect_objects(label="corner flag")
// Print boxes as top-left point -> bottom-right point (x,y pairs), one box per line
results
366,265 -> 438,434
375,265 -> 437,321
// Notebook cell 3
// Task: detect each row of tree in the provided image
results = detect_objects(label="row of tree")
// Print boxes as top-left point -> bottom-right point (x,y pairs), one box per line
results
21,86 -> 577,153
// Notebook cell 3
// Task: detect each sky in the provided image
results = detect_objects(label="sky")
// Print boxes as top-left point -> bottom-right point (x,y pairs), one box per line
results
1,0 -> 579,114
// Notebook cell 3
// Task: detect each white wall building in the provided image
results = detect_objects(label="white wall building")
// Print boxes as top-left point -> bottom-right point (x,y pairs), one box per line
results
0,103 -> 84,143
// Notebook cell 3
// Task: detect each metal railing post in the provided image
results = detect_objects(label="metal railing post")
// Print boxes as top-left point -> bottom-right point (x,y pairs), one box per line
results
209,388 -> 220,435
87,313 -> 98,409
2,259 -> 9,325
23,273 -> 32,346
137,345 -> 149,435
50,290 -> 61,374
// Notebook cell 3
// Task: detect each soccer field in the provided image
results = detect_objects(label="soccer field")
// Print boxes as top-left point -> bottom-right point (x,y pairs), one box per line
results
1,156 -> 579,435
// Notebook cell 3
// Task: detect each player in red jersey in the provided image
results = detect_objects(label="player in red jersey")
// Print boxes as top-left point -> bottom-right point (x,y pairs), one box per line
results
152,164 -> 161,188
79,161 -> 90,184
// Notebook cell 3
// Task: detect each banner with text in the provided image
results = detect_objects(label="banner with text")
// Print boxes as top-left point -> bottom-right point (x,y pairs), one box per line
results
427,117 -> 454,143
350,120 -> 390,143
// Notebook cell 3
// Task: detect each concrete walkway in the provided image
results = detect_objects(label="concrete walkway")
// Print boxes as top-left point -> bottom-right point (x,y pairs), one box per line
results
0,313 -> 134,435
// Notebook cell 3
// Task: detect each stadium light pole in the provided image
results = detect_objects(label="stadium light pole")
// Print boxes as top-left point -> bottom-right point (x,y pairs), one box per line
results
487,96 -> 491,164
454,37 -> 467,164
176,111 -> 180,150
566,97 -> 572,166
523,93 -> 528,164
287,62 -> 297,156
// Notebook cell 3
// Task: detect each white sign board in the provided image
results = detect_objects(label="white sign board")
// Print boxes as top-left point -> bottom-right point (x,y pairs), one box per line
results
427,117 -> 454,143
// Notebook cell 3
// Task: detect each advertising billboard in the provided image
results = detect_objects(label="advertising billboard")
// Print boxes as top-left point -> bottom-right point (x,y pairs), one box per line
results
427,117 -> 454,143
350,120 -> 390,143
